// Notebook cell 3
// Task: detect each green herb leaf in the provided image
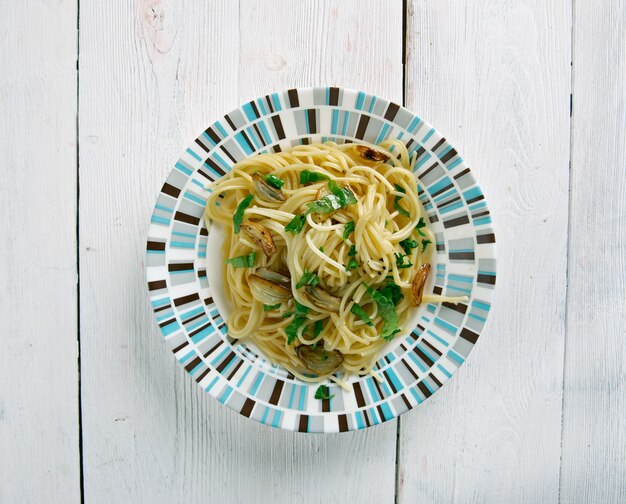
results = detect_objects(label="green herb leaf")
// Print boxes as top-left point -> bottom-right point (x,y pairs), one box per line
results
285,214 -> 307,234
224,251 -> 256,268
393,185 -> 411,217
312,319 -> 324,338
294,301 -> 309,317
394,253 -> 413,269
319,246 -> 324,253
328,180 -> 357,207
300,170 -> 330,184
346,258 -> 359,271
285,317 -> 307,344
307,181 -> 357,214
379,281 -> 403,306
393,183 -> 406,194
415,217 -> 427,236
343,220 -> 355,240
233,194 -> 254,234
348,244 -> 357,257
296,271 -> 320,289
263,173 -> 284,189
350,303 -> 374,326
366,285 -> 401,341
399,238 -> 418,255
421,239 -> 432,252
263,303 -> 281,311
314,384 -> 334,400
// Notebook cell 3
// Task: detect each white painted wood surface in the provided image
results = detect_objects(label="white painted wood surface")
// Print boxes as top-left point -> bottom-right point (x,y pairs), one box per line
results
0,1 -> 80,503
398,1 -> 572,502
2,0 -> 625,502
560,0 -> 626,502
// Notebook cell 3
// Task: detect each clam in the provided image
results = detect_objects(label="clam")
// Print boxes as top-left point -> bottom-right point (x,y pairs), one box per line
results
296,345 -> 343,375
354,145 -> 389,162
255,267 -> 290,288
410,263 -> 431,306
248,275 -> 292,305
303,285 -> 341,312
252,173 -> 285,202
240,221 -> 276,257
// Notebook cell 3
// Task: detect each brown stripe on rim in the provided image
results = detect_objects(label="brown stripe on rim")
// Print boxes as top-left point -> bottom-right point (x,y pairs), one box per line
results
477,274 -> 496,285
168,263 -> 194,272
158,318 -> 176,328
414,346 -> 435,367
154,303 -> 171,313
384,102 -> 400,121
329,87 -> 340,105
205,157 -> 227,177
432,137 -> 446,151
265,95 -> 274,113
460,327 -> 480,344
203,340 -> 223,358
174,211 -> 200,226
226,359 -> 244,380
383,370 -> 398,394
401,393 -> 412,410
172,341 -> 188,353
473,210 -> 490,218
195,137 -> 209,152
352,382 -> 366,408
271,115 -> 286,140
440,148 -> 458,164
454,167 -> 471,180
253,123 -> 267,146
442,301 -> 468,314
376,405 -> 387,422
449,252 -> 475,260
429,372 -> 443,388
268,380 -> 285,405
148,280 -> 166,291
401,358 -> 419,381
220,145 -> 237,164
477,233 -> 496,244
355,114 -> 370,140
431,181 -> 454,198
189,322 -> 211,338
419,162 -> 440,179
372,376 -> 385,400
162,182 -> 181,198
443,215 -> 470,228
306,109 -> 317,134
224,114 -> 237,131
338,414 -> 349,432
147,241 -> 166,251
414,146 -> 426,160
250,101 -> 261,118
195,367 -> 211,383
182,310 -> 204,325
199,227 -> 209,236
362,409 -> 371,427
216,351 -> 237,374
173,292 -> 200,307
321,397 -> 331,413
298,415 -> 309,432
287,89 -> 299,108
204,127 -> 221,144
203,296 -> 214,306
197,270 -> 206,278
184,356 -> 202,372
417,381 -> 432,398
240,398 -> 255,418
433,286 -> 443,295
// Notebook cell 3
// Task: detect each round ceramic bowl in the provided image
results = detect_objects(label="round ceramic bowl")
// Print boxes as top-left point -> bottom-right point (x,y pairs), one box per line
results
146,87 -> 496,433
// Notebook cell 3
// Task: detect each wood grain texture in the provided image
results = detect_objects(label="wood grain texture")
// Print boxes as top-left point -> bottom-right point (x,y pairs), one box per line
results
0,1 -> 79,503
398,1 -> 571,502
560,0 -> 626,501
79,1 -> 402,503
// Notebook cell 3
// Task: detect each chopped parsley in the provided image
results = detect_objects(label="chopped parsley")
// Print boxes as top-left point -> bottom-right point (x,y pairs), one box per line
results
415,217 -> 427,236
312,319 -> 324,338
393,183 -> 411,217
233,194 -> 254,234
307,180 -> 357,214
400,238 -> 418,255
285,301 -> 310,344
285,213 -> 307,234
343,220 -> 355,240
224,251 -> 256,268
350,303 -> 374,326
348,244 -> 357,257
421,238 -> 432,252
262,173 -> 284,189
346,258 -> 359,271
314,384 -> 334,401
263,303 -> 281,311
366,284 -> 402,341
300,170 -> 330,184
394,253 -> 413,269
296,271 -> 320,289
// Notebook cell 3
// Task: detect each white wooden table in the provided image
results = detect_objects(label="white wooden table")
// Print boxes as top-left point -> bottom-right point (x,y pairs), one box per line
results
2,1 -> 625,502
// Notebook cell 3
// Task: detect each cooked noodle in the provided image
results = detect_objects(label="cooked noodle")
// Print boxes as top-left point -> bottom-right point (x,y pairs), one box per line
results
204,140 -> 456,382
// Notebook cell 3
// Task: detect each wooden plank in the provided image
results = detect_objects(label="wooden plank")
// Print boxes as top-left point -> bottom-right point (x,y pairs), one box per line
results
233,1 -> 402,503
0,1 -> 80,503
79,1 -> 240,502
80,1 -> 402,503
398,1 -> 571,502
560,0 -> 626,501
